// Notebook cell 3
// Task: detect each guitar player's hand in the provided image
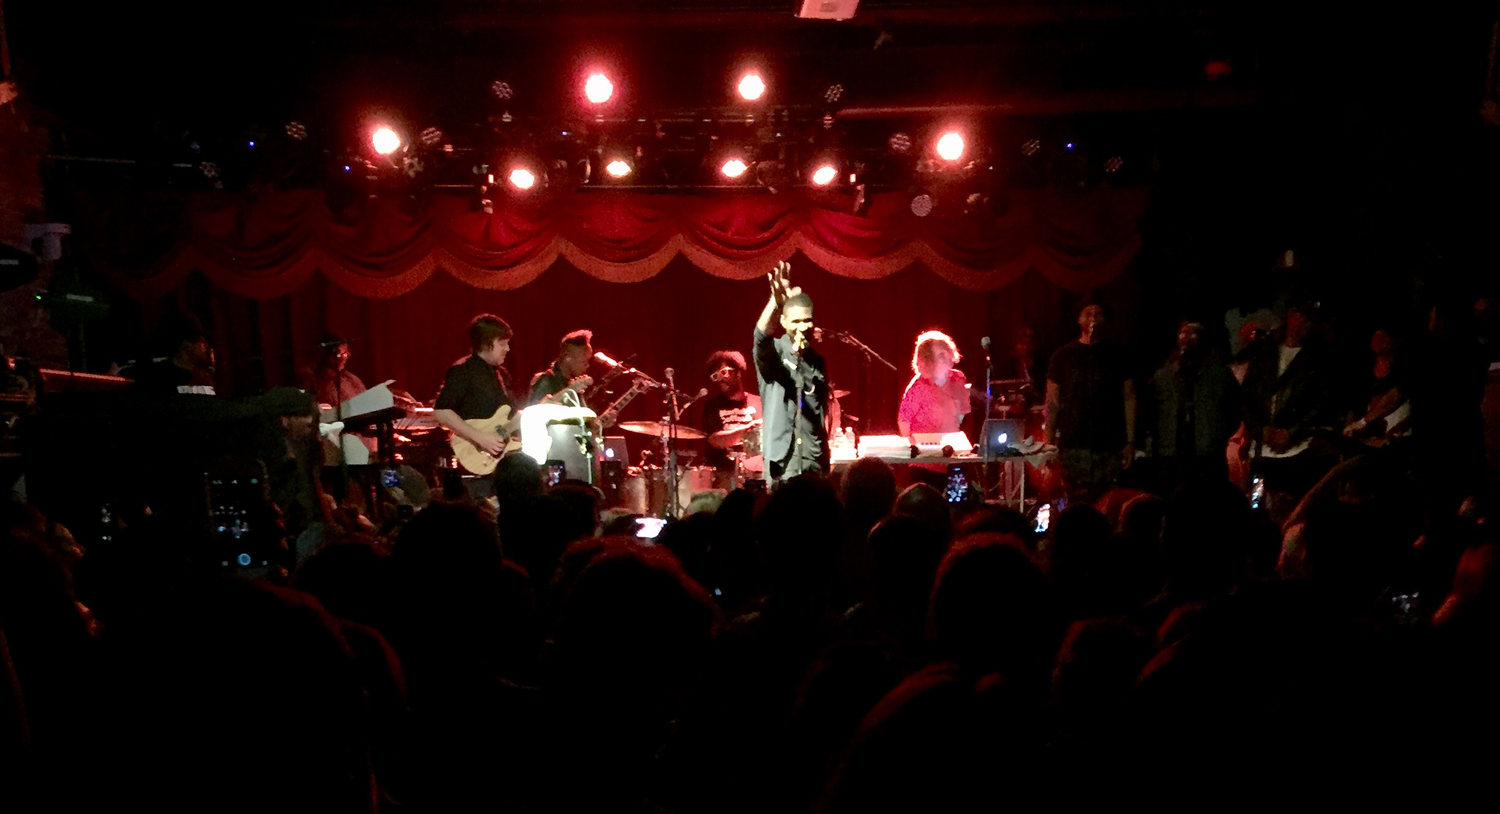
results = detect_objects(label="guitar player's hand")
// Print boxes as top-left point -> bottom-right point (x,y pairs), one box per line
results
475,432 -> 508,458
570,376 -> 594,393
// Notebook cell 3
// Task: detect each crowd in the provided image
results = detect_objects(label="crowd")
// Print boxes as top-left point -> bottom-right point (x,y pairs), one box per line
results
1,288 -> 1498,812
3,431 -> 1499,811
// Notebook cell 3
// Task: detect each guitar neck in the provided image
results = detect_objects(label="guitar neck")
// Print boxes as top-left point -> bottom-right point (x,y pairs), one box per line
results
599,381 -> 649,427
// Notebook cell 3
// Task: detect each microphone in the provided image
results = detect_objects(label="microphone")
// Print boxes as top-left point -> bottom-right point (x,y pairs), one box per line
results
665,367 -> 675,391
980,336 -> 992,372
595,351 -> 623,368
684,388 -> 709,408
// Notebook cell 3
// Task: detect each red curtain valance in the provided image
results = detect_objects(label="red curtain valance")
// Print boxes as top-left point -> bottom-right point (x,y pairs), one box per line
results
84,186 -> 1149,300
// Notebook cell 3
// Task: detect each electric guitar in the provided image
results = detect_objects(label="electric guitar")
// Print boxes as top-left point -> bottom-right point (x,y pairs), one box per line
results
597,377 -> 652,430
449,405 -> 524,476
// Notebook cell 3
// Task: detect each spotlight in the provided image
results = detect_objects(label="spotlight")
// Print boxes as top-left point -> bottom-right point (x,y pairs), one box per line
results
936,131 -> 965,161
285,122 -> 308,141
888,132 -> 912,154
1021,139 -> 1041,156
1104,156 -> 1124,173
584,73 -> 614,104
811,164 -> 838,186
910,194 -> 934,217
508,168 -> 537,190
1065,142 -> 1074,150
824,84 -> 844,104
490,80 -> 514,100
738,73 -> 766,101
605,159 -> 632,178
420,127 -> 444,147
720,158 -> 749,179
372,127 -> 401,156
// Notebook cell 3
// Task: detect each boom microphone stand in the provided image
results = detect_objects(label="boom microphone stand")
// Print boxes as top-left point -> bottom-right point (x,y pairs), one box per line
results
829,330 -> 898,439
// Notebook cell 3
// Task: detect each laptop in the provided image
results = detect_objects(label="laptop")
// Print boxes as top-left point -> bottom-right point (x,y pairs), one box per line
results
979,419 -> 1025,458
602,436 -> 629,465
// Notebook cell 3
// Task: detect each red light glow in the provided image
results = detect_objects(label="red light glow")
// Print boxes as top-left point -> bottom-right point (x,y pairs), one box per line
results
371,127 -> 401,155
720,159 -> 748,179
811,165 -> 838,186
738,73 -> 766,101
509,168 -> 537,190
585,73 -> 614,104
936,131 -> 965,161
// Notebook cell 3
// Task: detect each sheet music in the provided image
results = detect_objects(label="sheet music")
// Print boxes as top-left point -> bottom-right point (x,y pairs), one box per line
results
320,380 -> 396,424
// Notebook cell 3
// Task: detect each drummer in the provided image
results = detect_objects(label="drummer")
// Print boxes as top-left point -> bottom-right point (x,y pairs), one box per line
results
696,350 -> 762,471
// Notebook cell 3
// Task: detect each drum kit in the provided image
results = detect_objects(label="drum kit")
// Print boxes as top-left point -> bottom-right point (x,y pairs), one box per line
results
614,417 -> 764,518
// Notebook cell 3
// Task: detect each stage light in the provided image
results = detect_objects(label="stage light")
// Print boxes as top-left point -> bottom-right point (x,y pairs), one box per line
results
509,168 -> 537,190
888,132 -> 912,154
811,164 -> 838,186
585,73 -> 614,104
1065,142 -> 1075,150
420,126 -> 444,147
910,193 -> 933,217
936,131 -> 965,161
738,73 -> 766,101
605,159 -> 632,178
1104,156 -> 1123,173
286,122 -> 308,141
721,158 -> 748,179
372,127 -> 401,155
491,80 -> 514,100
1021,139 -> 1041,156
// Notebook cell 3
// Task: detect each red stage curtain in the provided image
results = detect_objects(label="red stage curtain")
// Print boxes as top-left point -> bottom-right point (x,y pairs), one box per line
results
84,186 -> 1148,300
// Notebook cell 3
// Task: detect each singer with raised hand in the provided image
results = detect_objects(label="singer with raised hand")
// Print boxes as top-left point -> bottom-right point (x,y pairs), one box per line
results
754,259 -> 830,483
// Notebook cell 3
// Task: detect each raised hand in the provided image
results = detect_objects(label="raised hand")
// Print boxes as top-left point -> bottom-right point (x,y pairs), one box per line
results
768,260 -> 794,306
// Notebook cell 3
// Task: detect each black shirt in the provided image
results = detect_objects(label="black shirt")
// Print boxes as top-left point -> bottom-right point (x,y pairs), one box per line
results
435,354 -> 514,420
123,360 -> 217,396
698,390 -> 762,469
526,364 -> 584,408
1047,340 -> 1129,450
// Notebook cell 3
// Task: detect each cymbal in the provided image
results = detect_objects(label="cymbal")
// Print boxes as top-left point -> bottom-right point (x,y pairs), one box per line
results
708,420 -> 763,449
832,389 -> 850,399
617,420 -> 707,440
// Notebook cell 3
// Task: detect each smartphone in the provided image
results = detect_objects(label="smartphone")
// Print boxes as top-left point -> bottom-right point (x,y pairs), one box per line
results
945,465 -> 968,504
205,461 -> 277,569
1033,503 -> 1052,535
543,461 -> 567,488
635,517 -> 667,540
1249,476 -> 1265,510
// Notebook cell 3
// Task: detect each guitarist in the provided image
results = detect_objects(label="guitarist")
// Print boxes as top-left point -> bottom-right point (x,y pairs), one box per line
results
433,315 -> 517,462
526,329 -> 595,408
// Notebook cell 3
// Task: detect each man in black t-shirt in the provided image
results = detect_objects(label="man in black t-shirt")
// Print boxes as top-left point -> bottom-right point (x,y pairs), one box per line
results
122,314 -> 217,396
526,329 -> 595,408
433,315 -> 516,460
696,349 -> 763,471
1045,303 -> 1136,505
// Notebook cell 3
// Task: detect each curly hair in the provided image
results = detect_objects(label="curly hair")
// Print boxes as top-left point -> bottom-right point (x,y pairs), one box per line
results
911,330 -> 961,378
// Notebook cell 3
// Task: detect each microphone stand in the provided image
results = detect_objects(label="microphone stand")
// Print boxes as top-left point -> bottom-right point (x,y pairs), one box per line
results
831,331 -> 898,443
665,382 -> 681,520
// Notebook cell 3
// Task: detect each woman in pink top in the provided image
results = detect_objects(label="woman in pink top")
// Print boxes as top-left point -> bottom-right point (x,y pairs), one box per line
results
898,330 -> 972,437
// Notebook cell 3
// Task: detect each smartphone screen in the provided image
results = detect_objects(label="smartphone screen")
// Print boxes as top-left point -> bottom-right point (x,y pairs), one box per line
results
945,465 -> 968,504
205,461 -> 276,569
635,517 -> 667,540
1033,503 -> 1052,534
543,461 -> 566,488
